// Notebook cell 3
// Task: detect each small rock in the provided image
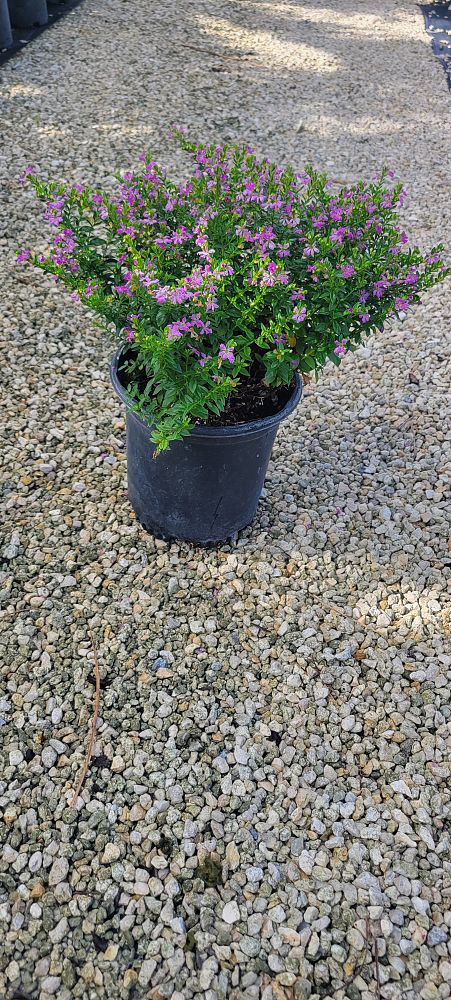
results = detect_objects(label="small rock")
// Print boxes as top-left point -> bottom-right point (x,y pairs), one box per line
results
225,842 -> 240,869
150,855 -> 168,869
123,969 -> 138,989
246,866 -> 264,883
391,779 -> 412,797
427,927 -> 448,946
49,917 -> 68,944
412,896 -> 430,915
347,927 -> 366,951
48,857 -> 69,885
138,959 -> 157,986
222,900 -> 240,924
41,978 -> 61,995
307,932 -> 320,958
439,961 -> 451,982
41,746 -> 57,768
101,843 -> 121,864
297,851 -> 313,875
29,851 -> 43,873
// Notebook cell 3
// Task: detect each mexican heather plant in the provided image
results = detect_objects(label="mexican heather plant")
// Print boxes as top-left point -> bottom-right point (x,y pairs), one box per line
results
19,132 -> 448,452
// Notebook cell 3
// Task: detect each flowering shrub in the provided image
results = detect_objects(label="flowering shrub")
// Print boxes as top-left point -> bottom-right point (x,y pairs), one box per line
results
19,133 -> 448,452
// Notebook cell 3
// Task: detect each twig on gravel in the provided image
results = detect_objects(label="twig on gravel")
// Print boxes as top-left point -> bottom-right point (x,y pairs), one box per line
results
69,632 -> 101,808
374,932 -> 382,999
178,42 -> 256,61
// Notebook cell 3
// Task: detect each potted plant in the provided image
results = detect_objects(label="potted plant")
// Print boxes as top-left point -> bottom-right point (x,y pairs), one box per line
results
8,0 -> 47,28
1,0 -> 13,49
18,133 -> 448,544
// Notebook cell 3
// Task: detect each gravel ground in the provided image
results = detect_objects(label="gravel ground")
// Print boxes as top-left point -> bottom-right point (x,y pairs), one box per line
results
1,2 -> 451,999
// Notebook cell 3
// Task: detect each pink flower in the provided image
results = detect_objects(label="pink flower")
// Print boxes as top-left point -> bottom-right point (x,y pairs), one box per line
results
334,338 -> 348,356
218,343 -> 235,363
329,205 -> 344,222
293,306 -> 307,323
19,165 -> 35,185
331,227 -> 346,244
17,248 -> 31,263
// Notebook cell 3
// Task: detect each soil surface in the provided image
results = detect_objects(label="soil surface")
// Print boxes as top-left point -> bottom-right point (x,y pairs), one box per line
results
201,363 -> 296,426
118,350 -> 296,426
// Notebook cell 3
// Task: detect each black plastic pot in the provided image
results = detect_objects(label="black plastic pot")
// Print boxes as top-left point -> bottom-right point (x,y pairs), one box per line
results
8,0 -> 47,27
0,0 -> 13,47
111,346 -> 302,545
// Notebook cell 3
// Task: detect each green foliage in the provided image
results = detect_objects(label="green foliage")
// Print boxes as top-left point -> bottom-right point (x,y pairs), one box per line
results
18,138 -> 449,450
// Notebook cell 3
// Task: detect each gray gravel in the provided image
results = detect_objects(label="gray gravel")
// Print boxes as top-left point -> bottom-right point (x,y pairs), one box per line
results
1,1 -> 451,999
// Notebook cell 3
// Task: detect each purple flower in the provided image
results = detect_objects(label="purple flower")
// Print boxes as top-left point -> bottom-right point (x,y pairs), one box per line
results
359,312 -> 370,323
404,267 -> 418,286
331,227 -> 346,245
44,198 -> 66,226
312,212 -> 328,230
340,264 -> 355,278
167,317 -> 190,340
334,338 -> 348,357
168,286 -> 191,305
191,345 -> 211,366
373,276 -> 390,298
19,164 -> 35,185
293,305 -> 307,323
218,343 -> 235,363
329,205 -> 344,222
17,248 -> 31,263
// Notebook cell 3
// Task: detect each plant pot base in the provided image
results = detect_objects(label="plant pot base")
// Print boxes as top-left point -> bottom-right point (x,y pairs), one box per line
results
134,512 -> 245,547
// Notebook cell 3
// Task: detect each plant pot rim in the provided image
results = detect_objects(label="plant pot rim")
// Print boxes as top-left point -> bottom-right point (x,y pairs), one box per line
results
111,343 -> 303,440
